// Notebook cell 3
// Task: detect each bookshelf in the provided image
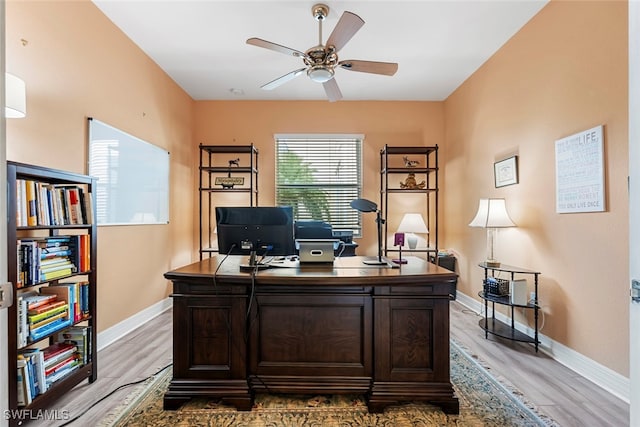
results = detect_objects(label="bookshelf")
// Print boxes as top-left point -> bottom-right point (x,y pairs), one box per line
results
199,144 -> 259,259
6,161 -> 97,426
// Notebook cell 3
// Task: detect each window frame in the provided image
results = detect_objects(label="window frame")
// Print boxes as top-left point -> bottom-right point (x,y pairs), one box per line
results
274,134 -> 364,237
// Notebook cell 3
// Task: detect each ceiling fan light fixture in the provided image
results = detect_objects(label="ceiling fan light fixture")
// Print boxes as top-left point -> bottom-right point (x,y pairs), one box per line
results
307,65 -> 334,83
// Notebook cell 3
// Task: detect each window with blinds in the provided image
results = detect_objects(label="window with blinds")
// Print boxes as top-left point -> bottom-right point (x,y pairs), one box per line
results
275,134 -> 363,236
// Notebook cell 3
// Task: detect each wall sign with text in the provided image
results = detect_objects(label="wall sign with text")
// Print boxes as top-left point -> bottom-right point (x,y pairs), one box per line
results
555,125 -> 605,213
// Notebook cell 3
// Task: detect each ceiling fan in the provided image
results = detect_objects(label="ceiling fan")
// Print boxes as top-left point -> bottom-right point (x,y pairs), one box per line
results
246,3 -> 398,102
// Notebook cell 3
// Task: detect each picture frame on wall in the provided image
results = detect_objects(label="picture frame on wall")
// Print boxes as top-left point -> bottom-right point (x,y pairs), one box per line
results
494,156 -> 518,188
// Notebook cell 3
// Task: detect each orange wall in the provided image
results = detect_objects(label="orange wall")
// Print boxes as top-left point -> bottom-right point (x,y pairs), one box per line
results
5,0 -> 629,379
6,0 -> 196,332
444,1 -> 628,375
193,101 -> 444,254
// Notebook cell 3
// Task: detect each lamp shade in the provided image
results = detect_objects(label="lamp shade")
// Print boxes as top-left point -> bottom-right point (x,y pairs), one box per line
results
5,73 -> 26,118
397,213 -> 429,234
468,198 -> 515,228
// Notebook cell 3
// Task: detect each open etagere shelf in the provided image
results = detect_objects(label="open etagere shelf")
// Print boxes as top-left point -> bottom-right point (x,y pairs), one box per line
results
380,145 -> 439,257
199,144 -> 259,259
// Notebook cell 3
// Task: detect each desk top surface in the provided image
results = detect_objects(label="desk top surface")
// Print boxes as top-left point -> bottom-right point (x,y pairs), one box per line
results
165,255 -> 457,286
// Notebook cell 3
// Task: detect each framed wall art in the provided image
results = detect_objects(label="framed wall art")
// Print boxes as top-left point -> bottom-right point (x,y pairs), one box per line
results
555,125 -> 605,213
494,156 -> 518,188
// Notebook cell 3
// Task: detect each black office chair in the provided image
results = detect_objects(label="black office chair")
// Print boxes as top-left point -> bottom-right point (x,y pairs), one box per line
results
294,220 -> 333,239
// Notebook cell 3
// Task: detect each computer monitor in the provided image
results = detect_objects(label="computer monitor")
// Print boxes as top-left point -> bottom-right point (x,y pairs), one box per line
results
215,206 -> 295,256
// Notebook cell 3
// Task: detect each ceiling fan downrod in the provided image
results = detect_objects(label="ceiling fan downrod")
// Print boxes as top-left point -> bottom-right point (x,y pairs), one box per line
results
312,4 -> 328,46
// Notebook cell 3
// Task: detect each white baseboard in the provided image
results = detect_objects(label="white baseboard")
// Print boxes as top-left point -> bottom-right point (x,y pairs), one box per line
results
455,291 -> 630,403
96,297 -> 172,352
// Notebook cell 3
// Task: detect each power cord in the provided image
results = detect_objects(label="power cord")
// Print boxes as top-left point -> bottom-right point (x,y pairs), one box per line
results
57,362 -> 172,426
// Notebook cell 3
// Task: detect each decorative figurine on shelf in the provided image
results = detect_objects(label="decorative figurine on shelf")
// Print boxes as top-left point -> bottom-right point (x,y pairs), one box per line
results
403,156 -> 420,167
215,157 -> 245,189
400,173 -> 426,189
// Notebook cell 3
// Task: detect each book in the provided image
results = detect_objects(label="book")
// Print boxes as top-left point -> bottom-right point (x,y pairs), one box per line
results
28,299 -> 66,315
78,235 -> 90,272
40,247 -> 72,259
42,283 -> 78,322
28,302 -> 68,323
16,295 -> 28,348
46,362 -> 80,387
16,360 -> 27,406
29,317 -> 72,342
16,179 -> 24,226
29,310 -> 68,331
18,355 -> 35,402
44,354 -> 77,377
40,260 -> 74,273
43,343 -> 77,367
40,268 -> 74,281
22,293 -> 57,310
83,191 -> 94,225
16,358 -> 31,406
20,348 -> 47,395
25,180 -> 37,227
40,256 -> 72,267
58,326 -> 90,364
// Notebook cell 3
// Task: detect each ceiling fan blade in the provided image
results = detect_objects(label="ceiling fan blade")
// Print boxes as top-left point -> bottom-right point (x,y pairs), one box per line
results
261,68 -> 307,90
325,11 -> 364,52
247,37 -> 308,59
323,78 -> 343,102
338,60 -> 398,76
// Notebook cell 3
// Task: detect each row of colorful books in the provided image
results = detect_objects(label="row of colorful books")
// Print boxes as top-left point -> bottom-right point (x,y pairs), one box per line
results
17,326 -> 91,407
17,282 -> 90,347
17,235 -> 90,288
15,179 -> 93,227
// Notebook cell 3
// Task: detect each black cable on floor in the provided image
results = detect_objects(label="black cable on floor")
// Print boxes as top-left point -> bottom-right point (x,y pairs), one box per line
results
57,362 -> 173,427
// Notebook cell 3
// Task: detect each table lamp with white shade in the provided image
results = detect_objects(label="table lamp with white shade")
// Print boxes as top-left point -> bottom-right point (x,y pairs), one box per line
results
396,213 -> 429,250
468,198 -> 515,267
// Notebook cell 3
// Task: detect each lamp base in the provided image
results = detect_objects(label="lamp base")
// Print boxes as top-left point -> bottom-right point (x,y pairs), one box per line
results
392,258 -> 408,264
485,260 -> 501,268
407,234 -> 418,250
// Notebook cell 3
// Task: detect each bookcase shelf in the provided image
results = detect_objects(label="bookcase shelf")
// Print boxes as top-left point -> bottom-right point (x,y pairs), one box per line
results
6,161 -> 97,426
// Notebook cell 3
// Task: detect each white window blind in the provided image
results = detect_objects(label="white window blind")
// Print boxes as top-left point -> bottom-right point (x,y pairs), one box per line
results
275,134 -> 363,236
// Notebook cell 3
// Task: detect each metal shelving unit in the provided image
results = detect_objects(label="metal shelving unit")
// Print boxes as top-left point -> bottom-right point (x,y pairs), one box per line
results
199,144 -> 259,259
380,145 -> 439,257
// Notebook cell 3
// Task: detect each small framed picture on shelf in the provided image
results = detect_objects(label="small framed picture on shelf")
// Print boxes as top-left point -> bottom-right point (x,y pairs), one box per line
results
494,156 -> 518,188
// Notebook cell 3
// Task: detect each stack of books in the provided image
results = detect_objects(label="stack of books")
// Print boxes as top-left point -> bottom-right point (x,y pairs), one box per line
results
57,326 -> 91,365
16,235 -> 90,287
17,283 -> 91,347
16,341 -> 81,406
17,293 -> 71,346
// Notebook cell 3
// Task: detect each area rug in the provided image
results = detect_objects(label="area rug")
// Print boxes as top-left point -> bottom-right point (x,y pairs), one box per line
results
100,340 -> 558,426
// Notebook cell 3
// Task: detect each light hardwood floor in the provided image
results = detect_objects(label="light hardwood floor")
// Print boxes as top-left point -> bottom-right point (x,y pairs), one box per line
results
35,300 -> 628,427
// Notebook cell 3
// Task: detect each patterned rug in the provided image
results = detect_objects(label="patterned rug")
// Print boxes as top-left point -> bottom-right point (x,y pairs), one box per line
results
100,340 -> 558,426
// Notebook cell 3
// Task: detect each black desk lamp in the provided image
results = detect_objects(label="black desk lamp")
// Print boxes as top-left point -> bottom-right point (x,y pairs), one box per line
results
350,198 -> 388,266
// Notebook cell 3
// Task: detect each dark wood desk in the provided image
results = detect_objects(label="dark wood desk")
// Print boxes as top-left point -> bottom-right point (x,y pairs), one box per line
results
163,255 -> 459,413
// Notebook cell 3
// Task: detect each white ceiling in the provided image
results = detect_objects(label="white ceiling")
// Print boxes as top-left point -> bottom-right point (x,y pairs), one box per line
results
92,0 -> 548,102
